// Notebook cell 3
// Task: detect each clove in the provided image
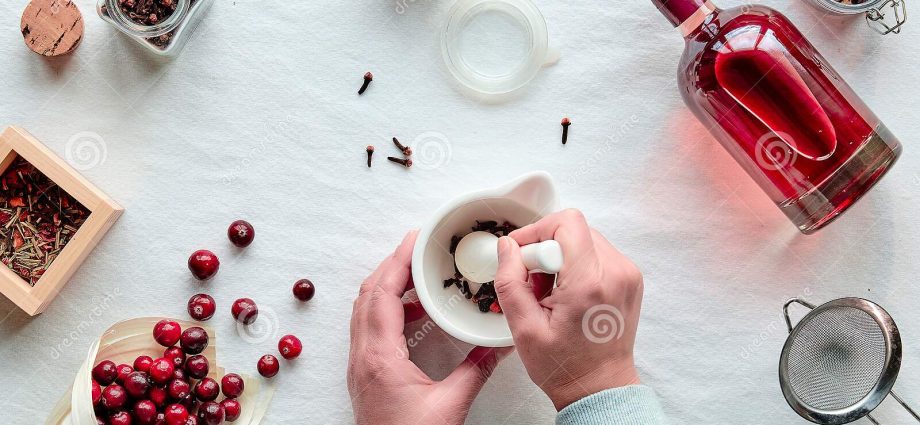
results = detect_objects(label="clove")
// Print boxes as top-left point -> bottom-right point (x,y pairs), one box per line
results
392,137 -> 412,157
366,145 -> 374,167
387,156 -> 412,168
358,71 -> 373,95
561,117 -> 571,145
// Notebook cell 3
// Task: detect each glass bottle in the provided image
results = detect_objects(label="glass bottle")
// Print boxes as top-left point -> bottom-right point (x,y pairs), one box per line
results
97,0 -> 214,57
651,0 -> 902,234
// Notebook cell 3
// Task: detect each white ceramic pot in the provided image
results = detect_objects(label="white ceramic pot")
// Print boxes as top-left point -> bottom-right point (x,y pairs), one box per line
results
411,171 -> 560,347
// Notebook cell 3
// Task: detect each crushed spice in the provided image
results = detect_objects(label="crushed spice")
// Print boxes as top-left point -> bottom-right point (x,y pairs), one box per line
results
0,157 -> 90,286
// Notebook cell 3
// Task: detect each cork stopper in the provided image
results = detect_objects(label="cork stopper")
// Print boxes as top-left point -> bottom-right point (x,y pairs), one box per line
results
20,0 -> 84,57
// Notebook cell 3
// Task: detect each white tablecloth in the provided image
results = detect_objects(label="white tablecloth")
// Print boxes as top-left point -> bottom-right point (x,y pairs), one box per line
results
1,1 -> 919,423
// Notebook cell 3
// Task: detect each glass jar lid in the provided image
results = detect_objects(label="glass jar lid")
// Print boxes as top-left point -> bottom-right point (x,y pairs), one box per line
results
441,0 -> 558,97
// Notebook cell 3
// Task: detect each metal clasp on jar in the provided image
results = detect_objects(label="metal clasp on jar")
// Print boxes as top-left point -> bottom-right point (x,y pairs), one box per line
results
865,0 -> 907,35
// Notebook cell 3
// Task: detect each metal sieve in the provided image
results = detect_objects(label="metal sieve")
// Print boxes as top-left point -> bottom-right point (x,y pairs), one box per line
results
779,298 -> 919,424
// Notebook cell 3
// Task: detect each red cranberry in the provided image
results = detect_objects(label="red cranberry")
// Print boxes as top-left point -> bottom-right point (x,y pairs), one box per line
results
96,416 -> 106,425
168,378 -> 192,400
92,360 -> 118,385
91,380 -> 102,405
94,403 -> 107,418
149,386 -> 168,408
154,320 -> 182,347
115,363 -> 134,384
180,327 -> 209,354
172,367 -> 187,381
185,354 -> 210,379
164,346 -> 187,368
188,250 -> 220,280
257,354 -> 279,378
102,384 -> 128,410
231,298 -> 258,325
292,279 -> 315,302
278,334 -> 303,359
164,404 -> 189,425
227,220 -> 255,248
134,399 -> 158,425
187,294 -> 216,321
149,358 -> 175,384
184,417 -> 199,425
221,399 -> 241,422
124,371 -> 151,398
155,413 -> 167,425
220,373 -> 244,398
134,355 -> 154,373
197,401 -> 225,425
109,411 -> 132,425
93,401 -> 107,418
194,377 -> 220,402
180,393 -> 199,411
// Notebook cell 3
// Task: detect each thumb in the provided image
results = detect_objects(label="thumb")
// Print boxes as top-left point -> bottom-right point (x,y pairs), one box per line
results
495,237 -> 546,332
440,346 -> 513,403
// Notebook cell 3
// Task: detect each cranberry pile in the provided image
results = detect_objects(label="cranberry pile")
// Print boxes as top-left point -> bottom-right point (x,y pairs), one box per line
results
91,320 -> 243,425
183,221 -> 312,380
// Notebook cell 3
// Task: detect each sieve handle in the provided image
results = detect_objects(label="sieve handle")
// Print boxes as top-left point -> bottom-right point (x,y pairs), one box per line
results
782,298 -> 817,333
890,391 -> 920,422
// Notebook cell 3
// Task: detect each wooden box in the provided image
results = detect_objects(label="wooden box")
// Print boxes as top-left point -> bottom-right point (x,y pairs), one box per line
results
0,126 -> 123,315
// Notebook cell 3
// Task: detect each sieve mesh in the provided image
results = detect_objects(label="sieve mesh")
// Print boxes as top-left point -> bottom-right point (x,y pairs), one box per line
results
783,306 -> 887,411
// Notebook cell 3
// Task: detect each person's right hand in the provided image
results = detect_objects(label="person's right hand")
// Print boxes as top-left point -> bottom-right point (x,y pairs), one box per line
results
494,209 -> 644,411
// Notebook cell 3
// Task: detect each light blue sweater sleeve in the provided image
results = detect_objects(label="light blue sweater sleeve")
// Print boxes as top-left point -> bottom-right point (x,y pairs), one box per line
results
555,385 -> 668,425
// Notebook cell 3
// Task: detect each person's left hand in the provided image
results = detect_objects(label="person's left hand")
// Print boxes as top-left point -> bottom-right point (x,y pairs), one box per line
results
348,231 -> 513,425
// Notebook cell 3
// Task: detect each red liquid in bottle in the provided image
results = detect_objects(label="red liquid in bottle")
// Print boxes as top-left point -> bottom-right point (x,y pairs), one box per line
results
653,0 -> 901,233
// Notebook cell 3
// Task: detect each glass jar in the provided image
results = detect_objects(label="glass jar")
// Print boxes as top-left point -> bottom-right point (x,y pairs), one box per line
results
97,0 -> 214,57
805,0 -> 907,35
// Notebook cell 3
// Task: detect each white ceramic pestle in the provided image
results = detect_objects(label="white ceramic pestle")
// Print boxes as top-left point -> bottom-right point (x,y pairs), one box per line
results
455,231 -> 563,286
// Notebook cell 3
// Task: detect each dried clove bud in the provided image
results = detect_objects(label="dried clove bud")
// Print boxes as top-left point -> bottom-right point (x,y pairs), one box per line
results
392,137 -> 412,157
387,156 -> 412,168
366,145 -> 374,168
561,117 -> 571,145
358,72 -> 373,95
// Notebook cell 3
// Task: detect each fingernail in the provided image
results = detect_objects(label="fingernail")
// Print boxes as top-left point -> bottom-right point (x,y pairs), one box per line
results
497,237 -> 511,255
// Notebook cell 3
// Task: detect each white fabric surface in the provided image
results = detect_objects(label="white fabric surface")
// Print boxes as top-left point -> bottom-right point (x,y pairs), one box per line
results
1,1 -> 919,424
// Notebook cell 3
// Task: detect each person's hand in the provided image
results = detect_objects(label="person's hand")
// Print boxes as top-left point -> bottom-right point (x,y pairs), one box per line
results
494,209 -> 643,411
348,231 -> 513,425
